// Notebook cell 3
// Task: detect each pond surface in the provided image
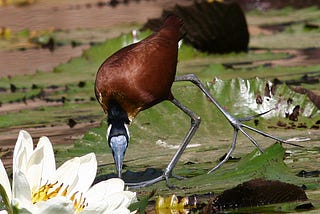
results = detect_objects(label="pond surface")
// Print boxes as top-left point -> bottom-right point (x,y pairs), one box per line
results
0,1 -> 319,213
0,0 -> 175,77
0,45 -> 89,77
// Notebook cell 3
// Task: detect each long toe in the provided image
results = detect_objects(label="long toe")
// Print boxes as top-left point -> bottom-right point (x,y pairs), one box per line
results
126,175 -> 166,188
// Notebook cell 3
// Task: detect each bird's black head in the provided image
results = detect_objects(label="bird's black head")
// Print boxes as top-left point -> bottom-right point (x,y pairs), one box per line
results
107,100 -> 130,178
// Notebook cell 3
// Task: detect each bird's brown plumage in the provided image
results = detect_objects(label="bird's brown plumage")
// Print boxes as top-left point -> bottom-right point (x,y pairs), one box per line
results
95,15 -> 183,121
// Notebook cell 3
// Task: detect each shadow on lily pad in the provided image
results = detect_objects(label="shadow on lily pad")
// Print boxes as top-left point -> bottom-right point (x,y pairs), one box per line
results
93,168 -> 163,185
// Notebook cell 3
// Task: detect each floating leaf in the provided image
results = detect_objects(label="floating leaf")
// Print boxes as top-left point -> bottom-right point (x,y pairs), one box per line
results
173,143 -> 313,195
206,77 -> 318,119
213,178 -> 308,209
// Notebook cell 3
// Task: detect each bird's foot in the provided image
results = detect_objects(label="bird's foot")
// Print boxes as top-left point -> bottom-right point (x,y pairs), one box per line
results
164,172 -> 185,189
125,170 -> 183,189
207,110 -> 303,174
171,173 -> 185,181
228,109 -> 302,150
237,113 -> 303,148
126,175 -> 165,188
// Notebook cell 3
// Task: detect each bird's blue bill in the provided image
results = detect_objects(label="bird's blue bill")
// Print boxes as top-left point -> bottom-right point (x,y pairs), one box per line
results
109,135 -> 128,178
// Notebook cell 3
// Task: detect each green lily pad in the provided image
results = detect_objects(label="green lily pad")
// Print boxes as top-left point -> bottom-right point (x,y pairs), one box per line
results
132,143 -> 319,212
166,143 -> 314,194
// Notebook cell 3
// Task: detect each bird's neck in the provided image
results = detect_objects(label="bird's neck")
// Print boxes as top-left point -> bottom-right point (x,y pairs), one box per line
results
107,100 -> 130,126
107,100 -> 130,141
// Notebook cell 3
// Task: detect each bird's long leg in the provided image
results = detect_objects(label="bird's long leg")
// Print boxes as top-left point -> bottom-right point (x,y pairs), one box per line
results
164,97 -> 201,185
175,74 -> 300,174
126,97 -> 201,188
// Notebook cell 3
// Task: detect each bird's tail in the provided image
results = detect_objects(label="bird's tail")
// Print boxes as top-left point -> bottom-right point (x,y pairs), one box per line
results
161,15 -> 183,29
159,15 -> 184,41
160,14 -> 183,31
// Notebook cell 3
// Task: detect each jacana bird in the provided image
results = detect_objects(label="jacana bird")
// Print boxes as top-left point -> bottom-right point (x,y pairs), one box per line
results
95,15 -> 299,188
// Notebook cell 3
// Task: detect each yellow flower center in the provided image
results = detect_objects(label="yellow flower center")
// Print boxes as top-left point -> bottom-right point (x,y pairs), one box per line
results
32,181 -> 87,213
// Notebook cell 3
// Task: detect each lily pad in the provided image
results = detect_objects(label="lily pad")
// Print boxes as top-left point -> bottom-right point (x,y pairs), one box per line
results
165,143 -> 314,195
133,143 -> 319,213
213,178 -> 308,208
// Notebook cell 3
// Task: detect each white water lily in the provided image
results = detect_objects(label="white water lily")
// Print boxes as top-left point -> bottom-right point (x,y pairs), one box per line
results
0,130 -> 136,214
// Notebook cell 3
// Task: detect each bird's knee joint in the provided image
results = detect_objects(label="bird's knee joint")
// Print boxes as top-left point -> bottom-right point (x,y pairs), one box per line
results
163,168 -> 171,178
176,74 -> 200,84
184,74 -> 198,83
192,116 -> 201,127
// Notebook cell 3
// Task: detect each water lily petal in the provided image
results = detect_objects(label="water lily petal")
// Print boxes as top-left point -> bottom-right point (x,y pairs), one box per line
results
26,137 -> 56,191
82,207 -> 132,214
33,196 -> 74,214
100,192 -> 132,212
83,178 -> 125,212
25,146 -> 45,192
35,136 -> 56,186
12,170 -> 32,211
83,192 -> 132,214
84,179 -> 136,213
103,208 -> 131,214
13,130 -> 33,174
68,153 -> 97,195
51,157 -> 80,189
121,191 -> 137,207
13,146 -> 28,180
0,159 -> 11,202
89,178 -> 125,197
